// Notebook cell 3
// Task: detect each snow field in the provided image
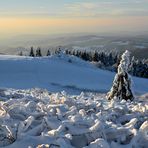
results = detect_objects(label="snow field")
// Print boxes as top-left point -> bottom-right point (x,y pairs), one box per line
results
0,54 -> 148,94
0,88 -> 147,148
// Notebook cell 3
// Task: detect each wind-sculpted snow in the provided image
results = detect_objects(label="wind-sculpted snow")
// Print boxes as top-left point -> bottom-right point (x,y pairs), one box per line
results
0,88 -> 147,148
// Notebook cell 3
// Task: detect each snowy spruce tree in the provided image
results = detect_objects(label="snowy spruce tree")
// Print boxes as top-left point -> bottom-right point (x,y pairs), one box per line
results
36,47 -> 42,57
29,47 -> 34,57
107,50 -> 134,101
47,50 -> 51,56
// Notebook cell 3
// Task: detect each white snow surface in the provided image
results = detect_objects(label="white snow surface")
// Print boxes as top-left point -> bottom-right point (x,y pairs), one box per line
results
0,54 -> 148,94
0,88 -> 147,148
0,54 -> 148,148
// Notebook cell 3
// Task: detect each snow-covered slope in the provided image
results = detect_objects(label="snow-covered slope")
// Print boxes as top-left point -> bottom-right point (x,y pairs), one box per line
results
0,54 -> 148,148
0,54 -> 148,94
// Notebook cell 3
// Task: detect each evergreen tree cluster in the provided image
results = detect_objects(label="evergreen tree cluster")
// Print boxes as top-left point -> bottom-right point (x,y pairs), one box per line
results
129,57 -> 148,78
29,47 -> 51,57
65,49 -> 148,78
21,47 -> 147,78
36,47 -> 42,57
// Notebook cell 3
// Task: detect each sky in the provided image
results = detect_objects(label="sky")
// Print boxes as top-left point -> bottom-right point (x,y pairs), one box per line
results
0,0 -> 148,39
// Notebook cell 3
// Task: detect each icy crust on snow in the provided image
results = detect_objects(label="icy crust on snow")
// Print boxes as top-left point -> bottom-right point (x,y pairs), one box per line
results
0,88 -> 148,148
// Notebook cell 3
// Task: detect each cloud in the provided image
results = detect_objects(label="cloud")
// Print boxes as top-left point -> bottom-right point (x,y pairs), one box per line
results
65,2 -> 97,12
63,1 -> 148,18
0,1 -> 148,18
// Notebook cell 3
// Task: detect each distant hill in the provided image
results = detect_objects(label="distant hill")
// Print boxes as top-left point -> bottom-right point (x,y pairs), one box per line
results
0,34 -> 148,59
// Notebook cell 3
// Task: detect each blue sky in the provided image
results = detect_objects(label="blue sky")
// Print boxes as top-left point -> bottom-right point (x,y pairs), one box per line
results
0,0 -> 148,17
0,0 -> 148,38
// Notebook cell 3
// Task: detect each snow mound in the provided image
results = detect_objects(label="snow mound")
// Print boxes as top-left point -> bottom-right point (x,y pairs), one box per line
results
0,88 -> 147,148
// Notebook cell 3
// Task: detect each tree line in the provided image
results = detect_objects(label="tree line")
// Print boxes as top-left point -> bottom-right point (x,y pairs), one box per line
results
29,47 -> 51,57
64,49 -> 148,78
19,47 -> 148,78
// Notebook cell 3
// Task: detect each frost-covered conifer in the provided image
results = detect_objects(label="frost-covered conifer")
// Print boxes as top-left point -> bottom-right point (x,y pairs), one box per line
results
129,56 -> 135,75
36,47 -> 42,57
29,47 -> 34,57
47,50 -> 51,56
107,50 -> 134,101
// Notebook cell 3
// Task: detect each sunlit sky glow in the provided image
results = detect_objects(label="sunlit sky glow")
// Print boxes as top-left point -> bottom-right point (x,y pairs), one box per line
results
0,0 -> 148,38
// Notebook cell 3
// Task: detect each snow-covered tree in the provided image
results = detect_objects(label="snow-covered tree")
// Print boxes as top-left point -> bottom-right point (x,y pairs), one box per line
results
129,56 -> 135,75
36,47 -> 42,57
19,51 -> 23,56
29,47 -> 34,57
107,50 -> 134,101
47,50 -> 51,56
